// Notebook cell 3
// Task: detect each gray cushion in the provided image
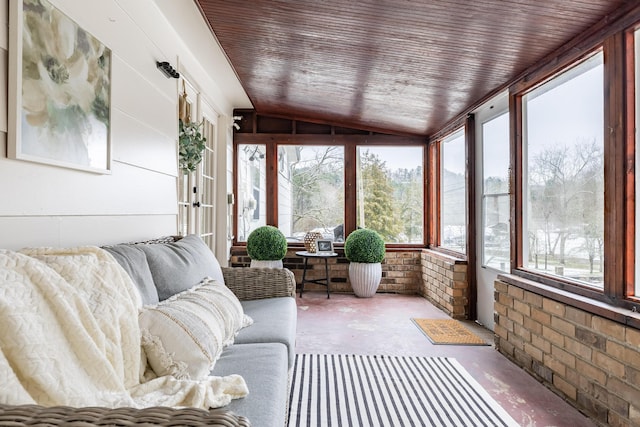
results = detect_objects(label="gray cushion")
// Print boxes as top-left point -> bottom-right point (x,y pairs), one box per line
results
237,298 -> 297,368
103,244 -> 159,305
138,234 -> 225,301
211,343 -> 289,427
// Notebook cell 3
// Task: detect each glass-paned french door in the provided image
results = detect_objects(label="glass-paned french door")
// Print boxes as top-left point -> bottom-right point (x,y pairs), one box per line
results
198,111 -> 217,250
177,77 -> 218,252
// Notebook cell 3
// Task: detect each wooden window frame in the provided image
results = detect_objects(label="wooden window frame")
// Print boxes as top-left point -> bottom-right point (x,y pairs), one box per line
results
509,27 -> 638,309
233,126 -> 427,248
430,121 -> 476,260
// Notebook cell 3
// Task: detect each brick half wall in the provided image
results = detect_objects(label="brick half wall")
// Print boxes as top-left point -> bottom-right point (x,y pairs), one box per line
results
419,249 -> 469,319
230,247 -> 422,294
494,278 -> 640,426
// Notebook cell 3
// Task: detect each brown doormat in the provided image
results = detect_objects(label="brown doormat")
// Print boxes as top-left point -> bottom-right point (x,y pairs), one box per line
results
412,318 -> 489,345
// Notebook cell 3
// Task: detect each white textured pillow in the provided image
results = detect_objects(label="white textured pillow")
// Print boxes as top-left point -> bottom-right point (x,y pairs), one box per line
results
192,277 -> 254,346
139,278 -> 253,380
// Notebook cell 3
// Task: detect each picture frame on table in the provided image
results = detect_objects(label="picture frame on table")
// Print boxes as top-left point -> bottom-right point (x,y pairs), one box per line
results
315,239 -> 334,254
8,0 -> 112,174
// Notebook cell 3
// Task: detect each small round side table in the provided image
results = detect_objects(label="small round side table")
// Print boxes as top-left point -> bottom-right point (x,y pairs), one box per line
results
296,251 -> 338,298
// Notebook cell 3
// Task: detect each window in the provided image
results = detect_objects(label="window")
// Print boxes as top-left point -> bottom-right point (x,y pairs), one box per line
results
510,33 -> 640,310
237,144 -> 266,241
481,113 -> 510,271
278,145 -> 344,242
233,122 -> 426,247
356,146 -> 424,243
522,52 -> 604,287
440,129 -> 467,253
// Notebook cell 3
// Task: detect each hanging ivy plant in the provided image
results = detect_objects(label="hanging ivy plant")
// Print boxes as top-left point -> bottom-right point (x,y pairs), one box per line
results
178,119 -> 206,174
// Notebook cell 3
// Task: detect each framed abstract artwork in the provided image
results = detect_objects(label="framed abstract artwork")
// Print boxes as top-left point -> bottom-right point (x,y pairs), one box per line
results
8,0 -> 112,173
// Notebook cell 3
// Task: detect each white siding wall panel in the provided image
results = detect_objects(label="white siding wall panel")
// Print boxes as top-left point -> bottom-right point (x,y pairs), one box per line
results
110,109 -> 177,175
53,0 -> 174,96
0,217 -> 62,249
58,215 -> 177,247
0,137 -> 175,216
0,0 -> 249,251
110,57 -> 177,139
131,0 -> 252,114
0,215 -> 176,250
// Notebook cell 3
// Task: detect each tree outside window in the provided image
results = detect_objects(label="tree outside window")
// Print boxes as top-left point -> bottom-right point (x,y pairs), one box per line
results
523,52 -> 604,287
441,129 -> 467,253
278,145 -> 344,241
356,146 -> 424,244
236,137 -> 425,247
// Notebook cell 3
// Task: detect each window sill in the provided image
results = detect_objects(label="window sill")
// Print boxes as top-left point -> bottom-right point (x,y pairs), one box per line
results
426,246 -> 467,261
498,273 -> 640,330
422,248 -> 467,263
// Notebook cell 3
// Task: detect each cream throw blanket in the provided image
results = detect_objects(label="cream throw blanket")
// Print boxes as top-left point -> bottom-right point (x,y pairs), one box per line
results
0,246 -> 248,408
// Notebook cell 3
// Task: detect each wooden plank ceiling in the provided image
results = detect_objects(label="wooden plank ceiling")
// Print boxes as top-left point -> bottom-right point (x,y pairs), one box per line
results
196,0 -> 632,137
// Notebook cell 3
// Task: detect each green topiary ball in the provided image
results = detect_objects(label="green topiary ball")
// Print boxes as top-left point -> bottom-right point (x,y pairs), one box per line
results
344,228 -> 385,263
246,225 -> 288,261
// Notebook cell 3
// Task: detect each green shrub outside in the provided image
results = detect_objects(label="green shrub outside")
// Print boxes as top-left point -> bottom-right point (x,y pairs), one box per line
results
246,225 -> 288,260
344,228 -> 385,263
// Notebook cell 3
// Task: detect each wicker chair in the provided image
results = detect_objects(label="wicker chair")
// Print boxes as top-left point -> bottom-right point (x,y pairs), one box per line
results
0,261 -> 297,426
222,266 -> 296,300
0,404 -> 250,426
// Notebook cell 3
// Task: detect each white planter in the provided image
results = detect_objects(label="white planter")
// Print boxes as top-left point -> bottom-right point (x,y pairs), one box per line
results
349,262 -> 382,297
250,260 -> 283,269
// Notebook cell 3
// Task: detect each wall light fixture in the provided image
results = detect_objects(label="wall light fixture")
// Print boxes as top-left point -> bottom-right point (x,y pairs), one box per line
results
156,61 -> 180,79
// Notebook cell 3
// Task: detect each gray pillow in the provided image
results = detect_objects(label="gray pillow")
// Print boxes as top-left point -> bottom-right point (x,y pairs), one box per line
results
138,234 -> 225,301
103,244 -> 159,305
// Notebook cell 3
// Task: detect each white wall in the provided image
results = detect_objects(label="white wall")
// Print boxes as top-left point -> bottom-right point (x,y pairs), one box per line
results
0,0 -> 250,251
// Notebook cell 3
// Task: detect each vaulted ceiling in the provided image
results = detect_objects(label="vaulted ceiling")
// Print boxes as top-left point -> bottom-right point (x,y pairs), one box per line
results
196,1 -> 634,137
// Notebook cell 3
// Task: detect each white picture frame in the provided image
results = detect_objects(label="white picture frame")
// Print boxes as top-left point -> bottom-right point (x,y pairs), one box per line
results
8,0 -> 112,174
315,239 -> 334,254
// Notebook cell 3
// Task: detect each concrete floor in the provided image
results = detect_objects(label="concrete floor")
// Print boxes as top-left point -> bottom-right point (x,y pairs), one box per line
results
294,291 -> 596,427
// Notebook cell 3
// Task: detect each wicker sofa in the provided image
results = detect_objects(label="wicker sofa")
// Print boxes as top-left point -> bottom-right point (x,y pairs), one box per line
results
0,235 -> 297,427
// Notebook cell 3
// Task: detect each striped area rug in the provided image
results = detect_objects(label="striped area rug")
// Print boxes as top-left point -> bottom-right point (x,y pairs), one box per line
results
288,354 -> 519,427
